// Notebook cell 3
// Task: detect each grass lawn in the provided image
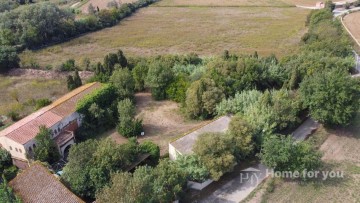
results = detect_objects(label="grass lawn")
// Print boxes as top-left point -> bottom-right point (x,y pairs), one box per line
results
20,6 -> 310,68
244,113 -> 360,203
0,76 -> 68,117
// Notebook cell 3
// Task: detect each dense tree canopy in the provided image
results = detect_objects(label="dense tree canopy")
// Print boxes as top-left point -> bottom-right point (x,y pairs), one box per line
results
193,132 -> 235,181
259,135 -> 322,177
110,67 -> 135,99
146,61 -> 174,100
0,178 -> 21,203
299,69 -> 360,126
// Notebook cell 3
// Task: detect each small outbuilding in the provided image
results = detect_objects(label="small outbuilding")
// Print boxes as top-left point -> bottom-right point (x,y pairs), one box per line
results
169,115 -> 231,160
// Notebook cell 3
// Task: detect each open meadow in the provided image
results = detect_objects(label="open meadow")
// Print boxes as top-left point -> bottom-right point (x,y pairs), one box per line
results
0,76 -> 67,118
20,5 -> 310,68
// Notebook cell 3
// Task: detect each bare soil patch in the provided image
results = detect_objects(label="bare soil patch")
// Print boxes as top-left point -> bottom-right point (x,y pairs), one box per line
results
81,0 -> 137,14
106,92 -> 206,155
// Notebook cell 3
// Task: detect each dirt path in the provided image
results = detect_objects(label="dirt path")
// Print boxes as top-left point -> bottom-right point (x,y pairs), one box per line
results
6,68 -> 94,80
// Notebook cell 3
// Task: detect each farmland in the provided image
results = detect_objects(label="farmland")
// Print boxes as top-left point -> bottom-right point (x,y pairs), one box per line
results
20,5 -> 310,68
156,0 -> 320,7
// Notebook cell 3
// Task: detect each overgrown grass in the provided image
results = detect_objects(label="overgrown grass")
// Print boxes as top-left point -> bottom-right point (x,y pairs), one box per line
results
0,76 -> 68,117
19,6 -> 310,68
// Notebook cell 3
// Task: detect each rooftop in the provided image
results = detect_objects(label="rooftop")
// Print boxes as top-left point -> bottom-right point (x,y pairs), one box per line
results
170,115 -> 231,155
9,163 -> 84,203
0,82 -> 101,144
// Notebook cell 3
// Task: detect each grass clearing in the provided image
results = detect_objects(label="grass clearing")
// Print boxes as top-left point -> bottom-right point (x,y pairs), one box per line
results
20,6 -> 310,68
0,76 -> 67,117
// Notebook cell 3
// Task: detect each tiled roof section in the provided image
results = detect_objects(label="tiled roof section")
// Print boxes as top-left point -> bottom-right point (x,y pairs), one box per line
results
171,116 -> 231,155
9,163 -> 84,203
51,82 -> 101,117
0,82 -> 101,144
6,111 -> 62,144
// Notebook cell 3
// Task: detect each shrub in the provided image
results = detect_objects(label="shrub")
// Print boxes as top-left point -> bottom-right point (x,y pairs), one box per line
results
35,98 -> 52,110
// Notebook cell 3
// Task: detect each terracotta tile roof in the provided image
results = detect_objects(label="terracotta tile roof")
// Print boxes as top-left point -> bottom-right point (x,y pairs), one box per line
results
9,163 -> 84,203
0,82 -> 101,144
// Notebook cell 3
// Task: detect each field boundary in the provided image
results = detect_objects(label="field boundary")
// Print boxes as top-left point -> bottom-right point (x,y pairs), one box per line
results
341,11 -> 360,49
152,5 -> 295,8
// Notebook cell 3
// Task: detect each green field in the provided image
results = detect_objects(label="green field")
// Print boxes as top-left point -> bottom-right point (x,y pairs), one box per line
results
20,5 -> 310,68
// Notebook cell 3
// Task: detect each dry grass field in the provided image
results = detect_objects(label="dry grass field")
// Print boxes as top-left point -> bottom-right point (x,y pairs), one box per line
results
343,12 -> 360,45
20,6 -> 310,67
0,76 -> 68,117
155,0 -> 320,7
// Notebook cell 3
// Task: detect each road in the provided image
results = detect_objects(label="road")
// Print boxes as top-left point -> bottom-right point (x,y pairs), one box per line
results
186,118 -> 319,203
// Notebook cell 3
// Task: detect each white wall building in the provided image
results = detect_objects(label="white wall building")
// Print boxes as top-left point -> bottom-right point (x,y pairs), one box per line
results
0,82 -> 101,168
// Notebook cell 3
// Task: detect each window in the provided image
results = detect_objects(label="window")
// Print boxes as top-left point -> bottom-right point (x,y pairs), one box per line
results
29,147 -> 32,152
15,148 -> 18,152
19,149 -> 22,153
9,146 -> 12,150
33,144 -> 36,148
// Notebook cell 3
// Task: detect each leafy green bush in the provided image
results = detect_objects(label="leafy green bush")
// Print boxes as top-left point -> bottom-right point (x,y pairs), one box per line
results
35,98 -> 52,110
176,155 -> 210,182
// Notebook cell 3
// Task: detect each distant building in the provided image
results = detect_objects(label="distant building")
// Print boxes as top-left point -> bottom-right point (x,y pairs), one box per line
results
0,82 -> 101,168
169,115 -> 231,160
9,163 -> 84,203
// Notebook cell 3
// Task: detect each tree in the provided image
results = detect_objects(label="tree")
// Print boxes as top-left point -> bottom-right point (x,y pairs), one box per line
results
117,99 -> 142,137
325,0 -> 335,11
227,117 -> 255,161
175,155 -> 209,182
110,67 -> 135,99
0,177 -> 22,203
96,166 -> 154,203
299,69 -> 360,126
117,49 -> 128,68
62,139 -> 138,199
146,61 -> 174,100
0,46 -> 19,73
33,126 -> 60,164
66,71 -> 82,91
193,133 -> 236,181
0,149 -> 12,172
258,135 -> 322,177
138,141 -> 160,165
151,159 -> 187,202
185,78 -> 224,119
132,61 -> 148,91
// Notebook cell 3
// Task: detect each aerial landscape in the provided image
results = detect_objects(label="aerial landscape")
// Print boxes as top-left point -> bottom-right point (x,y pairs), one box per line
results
0,0 -> 360,202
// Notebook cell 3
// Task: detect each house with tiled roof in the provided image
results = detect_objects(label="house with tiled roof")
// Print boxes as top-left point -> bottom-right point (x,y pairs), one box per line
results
9,162 -> 84,203
0,82 -> 101,168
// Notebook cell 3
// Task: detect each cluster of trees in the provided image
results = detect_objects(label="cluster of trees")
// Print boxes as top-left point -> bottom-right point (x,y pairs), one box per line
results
191,116 -> 256,181
0,0 -> 157,49
259,135 -> 322,178
62,138 -> 160,199
67,70 -> 82,90
96,159 -> 187,203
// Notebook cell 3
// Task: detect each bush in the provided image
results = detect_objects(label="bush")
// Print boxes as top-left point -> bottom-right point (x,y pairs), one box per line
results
0,46 -> 19,73
176,155 -> 210,182
7,111 -> 20,122
139,141 -> 160,165
35,98 -> 52,110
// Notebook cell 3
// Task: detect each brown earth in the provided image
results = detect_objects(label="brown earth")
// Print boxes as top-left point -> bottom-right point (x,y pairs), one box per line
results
343,12 -> 360,45
106,92 -> 206,155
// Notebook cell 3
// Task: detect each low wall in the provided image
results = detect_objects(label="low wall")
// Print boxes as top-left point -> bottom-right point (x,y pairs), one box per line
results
187,179 -> 214,190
